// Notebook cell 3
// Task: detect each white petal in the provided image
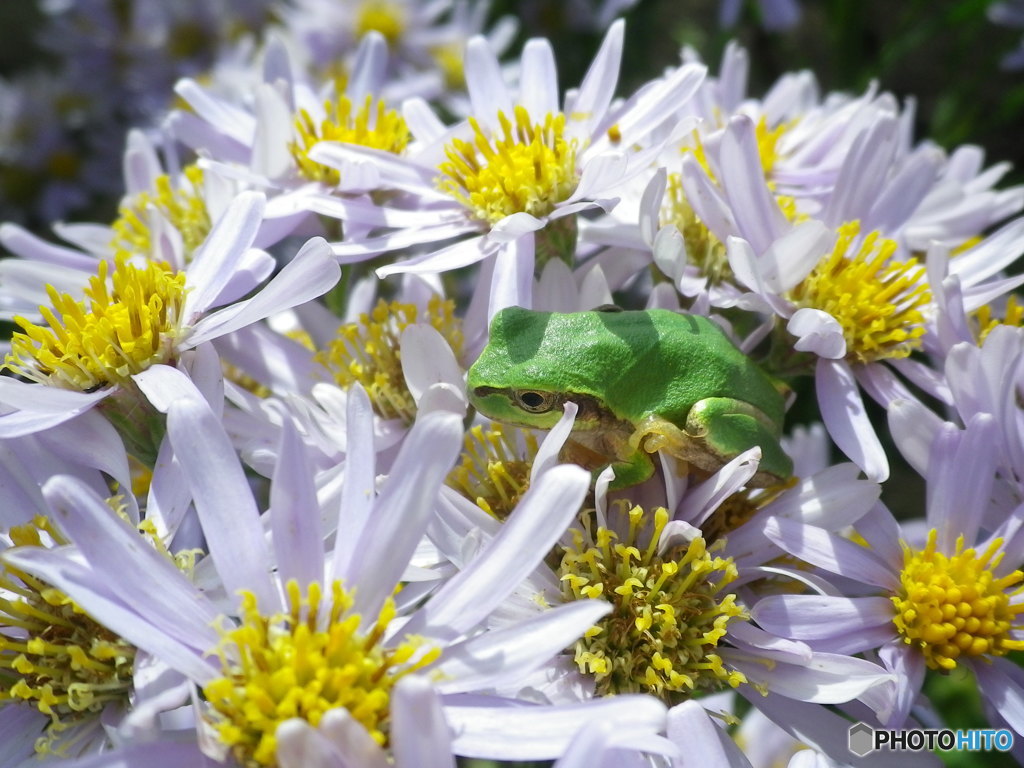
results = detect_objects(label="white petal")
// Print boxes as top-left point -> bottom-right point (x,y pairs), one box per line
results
166,396 -> 279,612
816,358 -> 889,481
446,694 -> 666,761
391,678 -> 456,768
402,465 -> 590,640
185,237 -> 339,348
183,191 -> 266,318
270,414 -> 324,589
431,600 -> 610,693
788,308 -> 846,359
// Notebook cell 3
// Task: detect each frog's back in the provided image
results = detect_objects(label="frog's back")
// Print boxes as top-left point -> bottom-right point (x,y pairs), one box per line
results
486,308 -> 785,425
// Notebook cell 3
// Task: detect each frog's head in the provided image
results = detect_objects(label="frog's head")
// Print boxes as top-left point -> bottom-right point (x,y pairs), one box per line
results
467,307 -> 570,430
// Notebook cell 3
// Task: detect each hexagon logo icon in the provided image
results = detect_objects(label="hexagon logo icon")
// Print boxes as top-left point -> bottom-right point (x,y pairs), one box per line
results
848,722 -> 875,757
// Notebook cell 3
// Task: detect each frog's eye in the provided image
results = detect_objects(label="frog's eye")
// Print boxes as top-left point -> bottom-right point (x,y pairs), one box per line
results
513,390 -> 556,413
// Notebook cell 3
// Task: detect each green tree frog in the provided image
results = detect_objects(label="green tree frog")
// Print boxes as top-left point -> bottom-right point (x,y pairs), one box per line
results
467,307 -> 792,489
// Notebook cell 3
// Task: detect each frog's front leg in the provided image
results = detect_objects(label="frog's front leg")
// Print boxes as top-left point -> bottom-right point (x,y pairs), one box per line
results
630,398 -> 792,487
561,435 -> 656,489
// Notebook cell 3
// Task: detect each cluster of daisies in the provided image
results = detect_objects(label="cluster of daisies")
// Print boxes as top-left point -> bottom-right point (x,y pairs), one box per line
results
1,2 -> 1024,767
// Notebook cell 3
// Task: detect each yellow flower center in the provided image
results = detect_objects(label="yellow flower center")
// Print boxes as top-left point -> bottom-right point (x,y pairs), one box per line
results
315,297 -> 463,424
788,221 -> 930,364
110,165 -> 211,259
204,580 -> 438,768
431,42 -> 465,90
355,0 -> 406,45
5,255 -> 187,391
446,423 -> 539,520
437,106 -> 580,226
892,529 -> 1024,671
1,512 -> 195,756
291,94 -> 411,185
560,504 -> 748,701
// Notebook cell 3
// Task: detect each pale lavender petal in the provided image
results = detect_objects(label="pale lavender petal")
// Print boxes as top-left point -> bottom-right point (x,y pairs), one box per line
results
446,694 -> 666,761
276,720 -> 346,768
720,115 -> 787,253
852,502 -> 904,570
304,192 -> 459,229
166,397 -> 279,612
520,39 -> 559,119
270,415 -> 324,589
668,700 -> 751,768
887,357 -> 952,405
490,212 -> 545,241
36,408 -> 132,510
675,448 -> 760,527
930,413 -> 996,552
854,362 -> 917,410
183,191 -> 266,318
822,116 -> 898,228
42,474 -> 221,644
391,677 -> 456,768
602,63 -> 706,149
316,708 -> 391,768
374,235 -> 491,277
0,222 -> 97,269
252,83 -> 293,180
185,237 -> 339,348
0,704 -> 44,763
746,692 -> 936,768
863,147 -> 942,235
4,547 -> 217,684
752,595 -> 894,649
465,36 -> 512,120
761,219 -> 833,293
878,641 -> 925,728
726,649 -> 894,704
347,410 -> 464,621
974,656 -> 1024,737
174,80 -> 254,144
403,97 -> 447,144
763,516 -> 899,590
60,742 -> 215,768
761,462 -> 880,530
488,234 -> 534,319
307,143 -> 441,195
402,465 -> 590,641
816,358 -> 889,481
431,600 -> 610,693
788,308 -> 846,358
886,398 -> 942,477
681,156 -> 738,244
327,383 -> 375,584
570,20 -> 623,138
0,381 -> 109,437
348,31 -> 387,102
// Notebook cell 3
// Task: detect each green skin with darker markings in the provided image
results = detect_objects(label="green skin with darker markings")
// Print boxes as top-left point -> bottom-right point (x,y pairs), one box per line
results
467,307 -> 793,489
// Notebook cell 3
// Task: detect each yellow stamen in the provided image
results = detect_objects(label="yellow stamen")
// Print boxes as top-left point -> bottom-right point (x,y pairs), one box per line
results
291,94 -> 410,185
560,503 -> 748,701
788,221 -> 930,364
204,581 -> 438,768
437,106 -> 580,226
315,297 -> 463,423
974,295 -> 1024,344
892,530 -> 1024,671
5,255 -> 187,390
446,423 -> 539,520
110,165 -> 211,259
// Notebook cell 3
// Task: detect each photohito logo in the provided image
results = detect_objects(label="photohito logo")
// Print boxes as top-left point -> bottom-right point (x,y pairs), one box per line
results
848,722 -> 1014,757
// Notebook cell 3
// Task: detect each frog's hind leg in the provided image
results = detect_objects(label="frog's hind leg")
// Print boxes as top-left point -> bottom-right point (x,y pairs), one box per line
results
630,398 -> 792,487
